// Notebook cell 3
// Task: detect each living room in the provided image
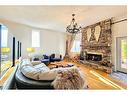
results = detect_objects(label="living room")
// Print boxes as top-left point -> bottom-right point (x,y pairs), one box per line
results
0,2 -> 127,94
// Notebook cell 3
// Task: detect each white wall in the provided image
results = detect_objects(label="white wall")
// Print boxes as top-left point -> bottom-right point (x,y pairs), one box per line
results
39,29 -> 66,56
0,18 -> 66,57
112,14 -> 127,71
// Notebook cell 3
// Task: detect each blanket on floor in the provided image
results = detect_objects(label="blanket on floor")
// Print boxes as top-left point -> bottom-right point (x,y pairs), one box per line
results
52,67 -> 87,89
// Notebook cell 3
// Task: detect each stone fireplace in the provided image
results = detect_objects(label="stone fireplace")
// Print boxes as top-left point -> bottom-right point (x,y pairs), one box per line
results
80,19 -> 113,73
86,52 -> 102,61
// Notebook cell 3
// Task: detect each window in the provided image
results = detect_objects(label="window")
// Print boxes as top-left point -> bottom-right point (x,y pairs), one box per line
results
32,30 -> 40,47
1,25 -> 8,47
71,40 -> 81,53
1,24 -> 12,80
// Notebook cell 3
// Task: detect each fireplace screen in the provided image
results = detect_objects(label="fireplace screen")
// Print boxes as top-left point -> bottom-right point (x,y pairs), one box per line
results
86,53 -> 102,61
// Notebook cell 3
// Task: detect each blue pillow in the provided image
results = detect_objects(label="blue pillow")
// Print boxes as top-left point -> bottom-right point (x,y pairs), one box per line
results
43,55 -> 49,59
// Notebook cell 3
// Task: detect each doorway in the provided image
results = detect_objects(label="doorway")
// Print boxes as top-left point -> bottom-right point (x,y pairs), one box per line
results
117,37 -> 127,73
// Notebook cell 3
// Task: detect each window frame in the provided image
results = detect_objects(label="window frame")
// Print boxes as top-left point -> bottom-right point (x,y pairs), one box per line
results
32,30 -> 40,48
1,25 -> 8,48
0,24 -> 13,79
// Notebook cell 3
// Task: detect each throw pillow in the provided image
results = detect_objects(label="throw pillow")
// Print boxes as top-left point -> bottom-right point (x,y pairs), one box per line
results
21,65 -> 40,80
31,61 -> 41,66
55,54 -> 61,59
43,55 -> 49,59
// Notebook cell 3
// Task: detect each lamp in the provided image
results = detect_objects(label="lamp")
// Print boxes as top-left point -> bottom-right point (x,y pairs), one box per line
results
27,48 -> 35,53
66,14 -> 81,34
1,47 -> 10,61
27,48 -> 35,57
1,47 -> 10,53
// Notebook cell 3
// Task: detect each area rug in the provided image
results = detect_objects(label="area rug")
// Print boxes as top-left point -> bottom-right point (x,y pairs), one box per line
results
110,72 -> 127,84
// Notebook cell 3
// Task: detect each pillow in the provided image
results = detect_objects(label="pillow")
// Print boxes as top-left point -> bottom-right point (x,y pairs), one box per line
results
21,65 -> 40,80
20,61 -> 56,81
18,57 -> 22,62
20,59 -> 32,70
31,61 -> 41,66
32,54 -> 44,61
51,54 -> 55,58
55,54 -> 61,59
38,54 -> 44,60
21,63 -> 49,80
43,55 -> 49,59
34,63 -> 50,71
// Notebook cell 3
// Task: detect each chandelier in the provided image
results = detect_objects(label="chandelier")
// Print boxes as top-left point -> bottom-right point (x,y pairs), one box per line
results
66,14 -> 81,34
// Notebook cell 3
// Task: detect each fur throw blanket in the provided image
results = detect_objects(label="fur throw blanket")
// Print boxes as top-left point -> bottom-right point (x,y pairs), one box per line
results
52,67 -> 87,89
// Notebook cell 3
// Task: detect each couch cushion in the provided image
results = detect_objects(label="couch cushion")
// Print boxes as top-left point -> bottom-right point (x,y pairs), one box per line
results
43,55 -> 49,59
38,70 -> 57,81
32,54 -> 44,61
34,63 -> 50,71
20,60 -> 57,81
20,59 -> 31,66
21,65 -> 40,80
34,63 -> 57,80
20,59 -> 32,70
55,54 -> 61,59
31,61 -> 41,66
15,66 -> 54,89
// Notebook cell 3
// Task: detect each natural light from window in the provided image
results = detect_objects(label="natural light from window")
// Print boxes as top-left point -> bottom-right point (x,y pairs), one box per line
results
32,30 -> 40,47
71,40 -> 81,53
1,25 -> 8,47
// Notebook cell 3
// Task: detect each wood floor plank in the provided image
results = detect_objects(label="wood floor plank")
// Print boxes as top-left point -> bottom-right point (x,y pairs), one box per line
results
49,61 -> 127,89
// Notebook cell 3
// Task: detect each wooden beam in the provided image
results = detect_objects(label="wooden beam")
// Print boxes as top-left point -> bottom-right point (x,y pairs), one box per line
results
112,19 -> 127,24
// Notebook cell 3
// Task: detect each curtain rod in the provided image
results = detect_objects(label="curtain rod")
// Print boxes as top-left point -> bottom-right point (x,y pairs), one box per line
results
112,18 -> 127,24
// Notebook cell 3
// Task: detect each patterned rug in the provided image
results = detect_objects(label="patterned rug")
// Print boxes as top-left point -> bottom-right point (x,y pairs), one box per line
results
110,72 -> 127,84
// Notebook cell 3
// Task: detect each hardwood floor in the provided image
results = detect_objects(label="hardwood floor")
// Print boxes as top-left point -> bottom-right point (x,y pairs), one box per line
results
0,67 -> 14,86
1,60 -> 127,89
49,61 -> 127,89
0,60 -> 19,87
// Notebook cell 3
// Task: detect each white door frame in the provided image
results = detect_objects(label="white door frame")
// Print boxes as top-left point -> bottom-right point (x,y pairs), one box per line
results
116,36 -> 127,73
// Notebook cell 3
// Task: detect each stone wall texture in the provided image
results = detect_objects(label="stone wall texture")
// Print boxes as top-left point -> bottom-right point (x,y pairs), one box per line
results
81,19 -> 112,66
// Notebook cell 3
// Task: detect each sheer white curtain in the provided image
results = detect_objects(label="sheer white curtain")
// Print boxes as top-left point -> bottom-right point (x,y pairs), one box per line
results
71,33 -> 81,53
65,33 -> 81,58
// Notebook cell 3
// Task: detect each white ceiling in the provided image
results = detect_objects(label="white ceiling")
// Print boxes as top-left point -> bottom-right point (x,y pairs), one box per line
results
0,6 -> 127,32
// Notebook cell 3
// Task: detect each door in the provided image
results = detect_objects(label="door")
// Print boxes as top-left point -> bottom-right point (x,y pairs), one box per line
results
117,37 -> 127,73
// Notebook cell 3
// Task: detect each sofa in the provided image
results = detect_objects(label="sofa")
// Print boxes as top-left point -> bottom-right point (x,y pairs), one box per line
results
15,59 -> 88,89
30,53 -> 62,64
31,54 -> 50,65
15,59 -> 57,89
50,54 -> 62,62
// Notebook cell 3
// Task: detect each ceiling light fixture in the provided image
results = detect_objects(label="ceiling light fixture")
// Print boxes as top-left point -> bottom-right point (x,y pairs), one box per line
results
66,14 -> 81,34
